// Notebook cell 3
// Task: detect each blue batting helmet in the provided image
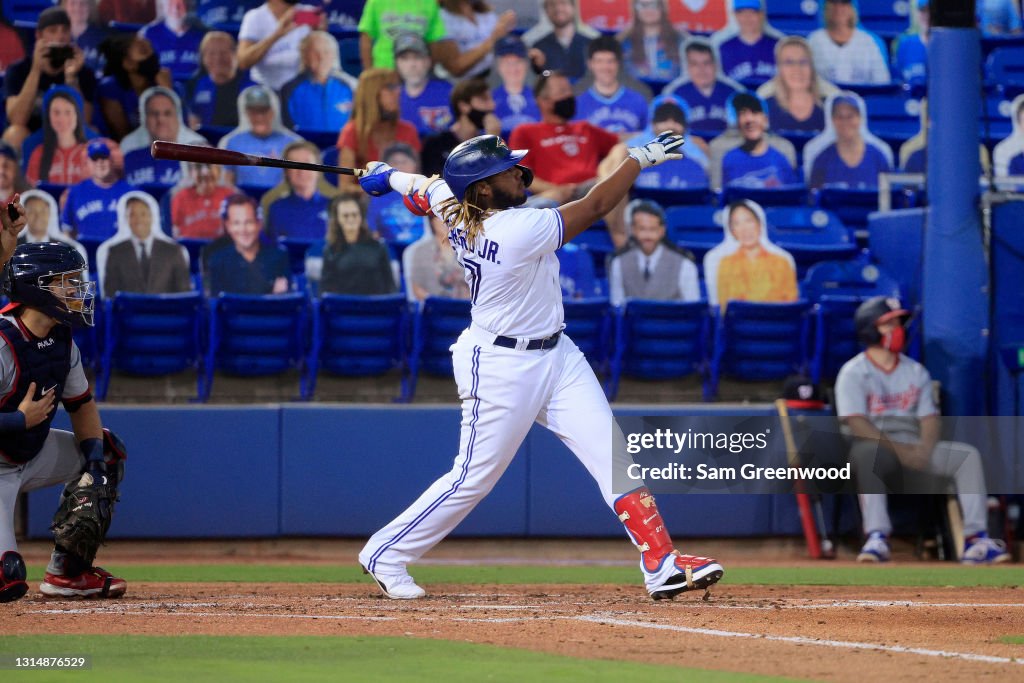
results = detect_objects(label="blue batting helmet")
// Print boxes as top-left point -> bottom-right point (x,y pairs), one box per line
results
2,242 -> 95,327
442,135 -> 533,202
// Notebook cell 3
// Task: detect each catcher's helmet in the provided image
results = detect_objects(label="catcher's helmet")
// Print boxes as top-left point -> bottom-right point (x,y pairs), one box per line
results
854,296 -> 910,346
442,134 -> 534,202
2,242 -> 95,327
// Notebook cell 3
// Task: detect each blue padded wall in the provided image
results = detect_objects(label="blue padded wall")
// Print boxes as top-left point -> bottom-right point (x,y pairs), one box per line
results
28,407 -> 281,538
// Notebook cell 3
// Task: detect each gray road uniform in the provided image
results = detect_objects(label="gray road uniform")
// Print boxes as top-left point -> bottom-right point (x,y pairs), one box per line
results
835,351 -> 988,537
0,313 -> 93,557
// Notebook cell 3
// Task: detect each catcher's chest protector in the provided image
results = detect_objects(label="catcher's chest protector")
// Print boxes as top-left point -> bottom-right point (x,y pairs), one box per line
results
0,318 -> 72,464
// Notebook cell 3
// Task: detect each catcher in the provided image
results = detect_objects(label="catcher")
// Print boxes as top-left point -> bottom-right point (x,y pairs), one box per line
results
0,233 -> 127,602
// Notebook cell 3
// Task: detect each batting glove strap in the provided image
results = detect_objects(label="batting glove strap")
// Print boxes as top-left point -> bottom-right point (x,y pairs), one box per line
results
359,162 -> 396,197
627,132 -> 685,170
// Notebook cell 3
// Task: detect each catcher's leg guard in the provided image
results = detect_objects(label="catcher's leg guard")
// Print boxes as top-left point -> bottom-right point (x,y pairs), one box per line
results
615,488 -> 724,600
0,551 -> 29,603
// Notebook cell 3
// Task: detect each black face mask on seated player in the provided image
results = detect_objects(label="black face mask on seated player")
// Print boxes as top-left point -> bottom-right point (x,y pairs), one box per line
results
552,96 -> 576,120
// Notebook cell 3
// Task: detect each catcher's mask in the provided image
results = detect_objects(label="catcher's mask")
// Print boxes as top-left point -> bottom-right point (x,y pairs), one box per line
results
2,242 -> 96,327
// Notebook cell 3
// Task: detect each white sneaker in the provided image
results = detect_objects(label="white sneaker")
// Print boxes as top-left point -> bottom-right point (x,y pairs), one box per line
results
362,565 -> 426,599
857,532 -> 891,563
961,534 -> 1011,565
643,551 -> 724,600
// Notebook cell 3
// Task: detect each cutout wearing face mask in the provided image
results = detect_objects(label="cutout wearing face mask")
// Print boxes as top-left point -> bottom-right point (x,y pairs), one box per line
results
138,53 -> 161,79
553,96 -> 576,120
467,108 -> 490,130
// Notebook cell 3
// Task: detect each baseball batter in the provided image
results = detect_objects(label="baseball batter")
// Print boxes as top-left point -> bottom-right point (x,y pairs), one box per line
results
0,235 -> 128,602
835,296 -> 1010,564
356,133 -> 724,600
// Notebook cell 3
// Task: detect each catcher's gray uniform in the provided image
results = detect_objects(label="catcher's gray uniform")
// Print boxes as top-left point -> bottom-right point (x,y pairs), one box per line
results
835,351 -> 988,536
0,315 -> 91,557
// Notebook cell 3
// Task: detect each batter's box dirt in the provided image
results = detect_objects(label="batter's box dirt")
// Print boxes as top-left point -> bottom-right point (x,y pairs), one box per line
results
8,583 -> 1024,681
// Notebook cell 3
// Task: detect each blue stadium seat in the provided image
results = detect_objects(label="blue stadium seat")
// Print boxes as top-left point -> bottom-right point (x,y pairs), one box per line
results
765,207 -> 857,278
570,224 -> 614,279
280,237 -> 317,275
856,0 -> 911,40
708,300 -> 812,399
665,205 -> 724,266
862,92 -> 922,151
76,235 -> 105,272
814,186 -> 880,231
563,297 -> 612,374
803,259 -> 900,381
606,300 -> 709,401
981,94 -> 1015,147
178,238 -> 210,276
197,126 -> 232,146
338,37 -> 362,79
294,129 -> 340,149
98,291 -> 204,401
557,243 -> 603,299
722,183 -> 808,208
236,184 -> 267,202
630,185 -> 714,207
801,258 -> 900,303
203,292 -> 309,400
810,295 -> 868,384
321,146 -> 340,167
3,0 -> 56,25
986,47 -> 1024,96
766,0 -> 819,35
73,316 -> 99,373
406,296 -> 471,400
305,293 -> 409,400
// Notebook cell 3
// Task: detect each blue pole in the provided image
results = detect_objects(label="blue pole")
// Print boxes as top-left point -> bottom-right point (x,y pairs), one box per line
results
924,27 -> 987,416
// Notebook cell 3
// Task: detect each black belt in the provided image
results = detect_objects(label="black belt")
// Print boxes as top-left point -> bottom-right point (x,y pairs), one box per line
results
493,331 -> 561,350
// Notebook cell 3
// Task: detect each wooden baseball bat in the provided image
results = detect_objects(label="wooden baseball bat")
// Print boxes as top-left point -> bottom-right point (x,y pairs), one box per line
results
775,399 -> 837,560
150,141 -> 364,176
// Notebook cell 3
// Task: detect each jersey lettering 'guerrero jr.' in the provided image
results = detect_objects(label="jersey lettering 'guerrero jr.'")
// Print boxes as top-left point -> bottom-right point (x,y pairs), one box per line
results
356,133 -> 724,601
0,241 -> 128,603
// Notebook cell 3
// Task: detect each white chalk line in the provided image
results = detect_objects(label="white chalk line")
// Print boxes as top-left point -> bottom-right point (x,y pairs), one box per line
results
576,615 -> 1023,666
24,604 -> 1024,667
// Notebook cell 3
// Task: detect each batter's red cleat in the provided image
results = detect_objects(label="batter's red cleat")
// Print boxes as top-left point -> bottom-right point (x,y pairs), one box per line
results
615,488 -> 724,600
39,567 -> 127,599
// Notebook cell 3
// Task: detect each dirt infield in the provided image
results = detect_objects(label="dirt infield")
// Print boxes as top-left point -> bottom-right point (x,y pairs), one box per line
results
5,540 -> 1022,680
6,581 -> 1023,680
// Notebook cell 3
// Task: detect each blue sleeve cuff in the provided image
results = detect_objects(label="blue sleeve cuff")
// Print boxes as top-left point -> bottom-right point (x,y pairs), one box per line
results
80,437 -> 103,463
0,411 -> 26,432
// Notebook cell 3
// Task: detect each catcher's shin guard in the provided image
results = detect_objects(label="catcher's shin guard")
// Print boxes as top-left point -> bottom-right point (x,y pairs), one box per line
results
615,488 -> 724,599
0,551 -> 29,603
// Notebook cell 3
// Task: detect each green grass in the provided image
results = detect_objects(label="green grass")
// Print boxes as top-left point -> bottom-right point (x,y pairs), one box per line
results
24,564 -> 1024,587
0,635 -> 793,683
1000,635 -> 1024,645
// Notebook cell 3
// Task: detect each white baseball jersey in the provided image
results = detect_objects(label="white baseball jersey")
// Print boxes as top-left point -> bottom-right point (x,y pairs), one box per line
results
835,351 -> 939,441
361,177 -> 627,580
426,182 -> 566,339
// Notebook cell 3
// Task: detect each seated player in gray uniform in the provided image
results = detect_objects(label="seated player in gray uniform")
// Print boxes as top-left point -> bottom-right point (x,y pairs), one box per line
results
0,240 -> 128,602
835,296 -> 1010,565
608,200 -> 701,306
